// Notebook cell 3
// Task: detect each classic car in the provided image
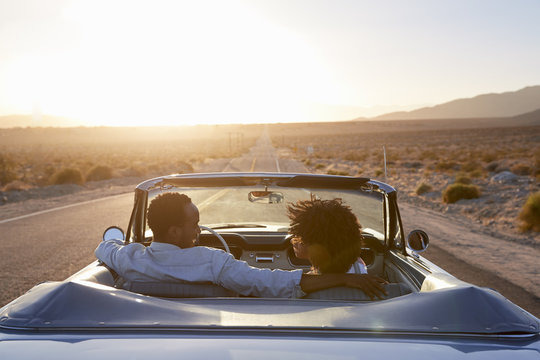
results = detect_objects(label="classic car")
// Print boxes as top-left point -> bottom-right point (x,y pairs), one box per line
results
1,172 -> 539,359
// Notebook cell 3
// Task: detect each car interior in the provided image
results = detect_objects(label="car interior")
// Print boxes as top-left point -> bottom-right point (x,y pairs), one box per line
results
77,226 -> 420,301
77,176 -> 434,301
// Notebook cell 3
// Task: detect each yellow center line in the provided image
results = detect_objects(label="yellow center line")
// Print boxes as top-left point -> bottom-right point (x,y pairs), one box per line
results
250,158 -> 257,172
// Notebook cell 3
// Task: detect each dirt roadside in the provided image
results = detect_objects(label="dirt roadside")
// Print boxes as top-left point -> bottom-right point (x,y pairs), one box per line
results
422,244 -> 539,317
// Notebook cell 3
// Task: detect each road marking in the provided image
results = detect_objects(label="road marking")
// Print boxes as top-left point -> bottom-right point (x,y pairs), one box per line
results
198,189 -> 230,211
222,159 -> 235,172
0,192 -> 131,225
275,158 -> 281,172
250,158 -> 257,172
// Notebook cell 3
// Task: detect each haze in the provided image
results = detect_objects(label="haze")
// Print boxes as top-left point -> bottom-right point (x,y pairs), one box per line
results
1,0 -> 539,126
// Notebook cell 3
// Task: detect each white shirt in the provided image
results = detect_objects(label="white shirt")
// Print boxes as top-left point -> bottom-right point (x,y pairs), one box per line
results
95,239 -> 303,298
347,258 -> 368,274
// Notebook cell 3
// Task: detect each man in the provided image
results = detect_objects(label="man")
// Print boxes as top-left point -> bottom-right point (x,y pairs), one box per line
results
96,192 -> 387,298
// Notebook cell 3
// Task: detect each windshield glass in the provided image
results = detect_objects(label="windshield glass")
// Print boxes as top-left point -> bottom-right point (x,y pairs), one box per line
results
147,186 -> 385,238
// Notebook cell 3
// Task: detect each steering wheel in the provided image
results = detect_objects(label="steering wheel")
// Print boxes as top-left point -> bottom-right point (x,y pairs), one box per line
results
199,225 -> 231,254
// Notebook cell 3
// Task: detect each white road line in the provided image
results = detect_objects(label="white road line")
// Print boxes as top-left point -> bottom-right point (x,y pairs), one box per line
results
275,158 -> 281,172
0,193 -> 131,225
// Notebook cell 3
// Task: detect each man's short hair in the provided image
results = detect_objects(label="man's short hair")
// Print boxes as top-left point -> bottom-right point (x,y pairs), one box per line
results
147,193 -> 192,239
287,198 -> 363,273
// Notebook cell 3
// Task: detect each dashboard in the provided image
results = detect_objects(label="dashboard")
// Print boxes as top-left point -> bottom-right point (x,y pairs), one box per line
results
198,232 -> 380,273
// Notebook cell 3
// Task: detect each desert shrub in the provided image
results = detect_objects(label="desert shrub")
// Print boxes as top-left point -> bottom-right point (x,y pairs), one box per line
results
461,161 -> 482,173
442,183 -> 481,203
435,161 -> 458,172
50,168 -> 84,185
511,164 -> 531,176
374,169 -> 383,177
485,161 -> 499,172
175,160 -> 194,174
0,153 -> 17,186
343,151 -> 367,162
454,175 -> 472,185
481,152 -> 498,163
315,163 -> 325,170
2,180 -> 32,191
327,169 -> 350,176
86,165 -> 114,182
121,166 -> 147,177
402,161 -> 423,169
518,192 -> 540,232
419,150 -> 437,161
303,158 -> 312,166
415,183 -> 433,195
469,169 -> 485,178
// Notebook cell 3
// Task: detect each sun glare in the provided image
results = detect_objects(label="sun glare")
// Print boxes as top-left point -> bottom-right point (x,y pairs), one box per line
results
1,0 -> 341,126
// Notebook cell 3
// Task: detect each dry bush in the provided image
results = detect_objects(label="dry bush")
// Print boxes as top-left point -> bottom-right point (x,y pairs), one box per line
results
401,161 -> 423,169
2,180 -> 32,191
461,161 -> 482,173
485,161 -> 499,172
480,152 -> 498,163
343,151 -> 368,162
469,169 -> 485,178
518,192 -> 540,232
327,169 -> 350,176
50,168 -> 84,185
435,161 -> 458,172
120,166 -> 147,177
415,183 -> 433,195
442,184 -> 481,203
419,150 -> 437,161
86,165 -> 114,182
454,175 -> 472,185
0,153 -> 17,185
511,164 -> 532,176
174,161 -> 194,174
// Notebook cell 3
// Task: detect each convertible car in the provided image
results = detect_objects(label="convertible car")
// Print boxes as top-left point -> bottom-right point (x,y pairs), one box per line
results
1,172 -> 539,359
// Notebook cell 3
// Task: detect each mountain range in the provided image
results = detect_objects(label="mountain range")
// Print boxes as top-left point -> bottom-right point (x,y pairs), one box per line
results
1,85 -> 539,128
0,114 -> 85,128
372,85 -> 540,121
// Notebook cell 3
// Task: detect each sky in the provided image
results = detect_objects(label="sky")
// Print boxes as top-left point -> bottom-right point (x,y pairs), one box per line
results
0,0 -> 539,126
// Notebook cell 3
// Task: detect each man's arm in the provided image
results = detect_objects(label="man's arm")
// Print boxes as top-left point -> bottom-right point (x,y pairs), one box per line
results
95,239 -> 124,271
299,273 -> 388,299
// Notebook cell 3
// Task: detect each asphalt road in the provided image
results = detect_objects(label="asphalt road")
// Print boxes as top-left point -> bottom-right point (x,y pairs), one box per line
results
1,131 -> 538,316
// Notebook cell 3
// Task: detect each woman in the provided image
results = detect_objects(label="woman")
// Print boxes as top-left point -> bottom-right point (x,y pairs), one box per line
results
287,198 -> 367,275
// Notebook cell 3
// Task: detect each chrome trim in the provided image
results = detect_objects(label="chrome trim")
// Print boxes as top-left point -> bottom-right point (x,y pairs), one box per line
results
1,325 -> 538,340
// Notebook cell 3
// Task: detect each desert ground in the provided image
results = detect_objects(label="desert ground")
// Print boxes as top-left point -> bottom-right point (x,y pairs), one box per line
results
1,120 -> 539,314
267,120 -> 540,249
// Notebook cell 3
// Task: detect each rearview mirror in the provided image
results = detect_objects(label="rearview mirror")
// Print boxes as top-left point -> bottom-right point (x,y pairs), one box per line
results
406,229 -> 429,253
248,190 -> 284,204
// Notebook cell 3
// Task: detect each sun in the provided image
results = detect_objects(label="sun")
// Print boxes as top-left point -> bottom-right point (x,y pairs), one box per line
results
2,0 -> 345,126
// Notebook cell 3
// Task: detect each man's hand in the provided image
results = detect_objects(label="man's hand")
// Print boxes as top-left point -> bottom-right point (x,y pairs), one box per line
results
344,274 -> 388,300
300,273 -> 388,299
